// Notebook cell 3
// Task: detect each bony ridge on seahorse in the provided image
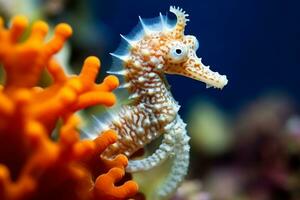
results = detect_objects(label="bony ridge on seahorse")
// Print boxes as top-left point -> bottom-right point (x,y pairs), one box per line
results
85,6 -> 228,199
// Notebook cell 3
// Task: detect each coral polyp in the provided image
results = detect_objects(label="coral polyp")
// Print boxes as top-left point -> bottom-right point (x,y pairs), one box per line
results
0,16 -> 138,200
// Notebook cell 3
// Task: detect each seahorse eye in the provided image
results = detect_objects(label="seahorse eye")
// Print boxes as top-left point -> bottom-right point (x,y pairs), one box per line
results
175,48 -> 182,55
168,42 -> 188,63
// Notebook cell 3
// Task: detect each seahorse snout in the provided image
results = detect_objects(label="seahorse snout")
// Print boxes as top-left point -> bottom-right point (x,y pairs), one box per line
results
197,63 -> 228,89
165,55 -> 228,89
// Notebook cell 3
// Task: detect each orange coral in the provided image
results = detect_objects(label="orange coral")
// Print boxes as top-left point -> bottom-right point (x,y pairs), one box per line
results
0,15 -> 138,200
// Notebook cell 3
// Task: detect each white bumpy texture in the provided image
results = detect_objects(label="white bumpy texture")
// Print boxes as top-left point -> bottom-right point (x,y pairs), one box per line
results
126,120 -> 177,172
126,115 -> 190,199
156,116 -> 190,199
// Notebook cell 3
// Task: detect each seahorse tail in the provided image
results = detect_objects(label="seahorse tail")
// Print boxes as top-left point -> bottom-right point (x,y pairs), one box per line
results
126,142 -> 173,172
156,130 -> 190,199
126,127 -> 177,172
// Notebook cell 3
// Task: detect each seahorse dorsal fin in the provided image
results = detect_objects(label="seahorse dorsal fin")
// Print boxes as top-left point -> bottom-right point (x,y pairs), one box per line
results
138,16 -> 152,35
109,53 -> 130,62
120,34 -> 137,47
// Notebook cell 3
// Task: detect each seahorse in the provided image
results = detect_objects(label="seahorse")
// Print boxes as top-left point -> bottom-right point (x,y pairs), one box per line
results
85,6 -> 228,199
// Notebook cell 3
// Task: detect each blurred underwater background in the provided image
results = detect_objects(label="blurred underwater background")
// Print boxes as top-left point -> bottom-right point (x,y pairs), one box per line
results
0,0 -> 300,199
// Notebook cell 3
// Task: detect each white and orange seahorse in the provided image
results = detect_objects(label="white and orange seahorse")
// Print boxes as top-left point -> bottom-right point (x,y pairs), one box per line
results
85,6 -> 228,199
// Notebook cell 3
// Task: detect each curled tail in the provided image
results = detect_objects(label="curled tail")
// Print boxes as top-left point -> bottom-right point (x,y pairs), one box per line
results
156,117 -> 190,199
126,121 -> 178,172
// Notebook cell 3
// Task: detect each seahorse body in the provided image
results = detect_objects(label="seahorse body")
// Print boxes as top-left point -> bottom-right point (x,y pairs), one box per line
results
86,6 -> 228,199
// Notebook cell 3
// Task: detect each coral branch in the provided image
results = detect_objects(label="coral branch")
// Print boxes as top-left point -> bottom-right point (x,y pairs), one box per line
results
9,15 -> 28,43
0,16 -> 138,200
0,91 -> 14,115
29,21 -> 49,42
47,59 -> 67,83
94,167 -> 138,200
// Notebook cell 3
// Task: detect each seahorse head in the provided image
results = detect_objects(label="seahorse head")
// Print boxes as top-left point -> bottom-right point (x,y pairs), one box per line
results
110,6 -> 228,89
163,6 -> 228,89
